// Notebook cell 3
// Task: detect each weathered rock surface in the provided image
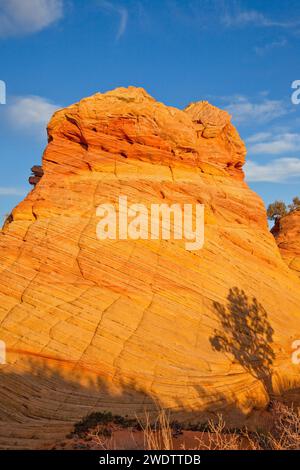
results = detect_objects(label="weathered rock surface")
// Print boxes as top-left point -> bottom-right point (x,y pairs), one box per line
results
272,210 -> 300,277
0,86 -> 300,449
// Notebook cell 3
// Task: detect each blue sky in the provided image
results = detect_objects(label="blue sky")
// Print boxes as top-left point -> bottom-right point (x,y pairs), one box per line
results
0,0 -> 300,221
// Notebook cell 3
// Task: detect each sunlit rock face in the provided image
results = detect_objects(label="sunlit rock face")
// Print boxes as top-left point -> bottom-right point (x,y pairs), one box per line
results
272,210 -> 300,278
0,86 -> 300,449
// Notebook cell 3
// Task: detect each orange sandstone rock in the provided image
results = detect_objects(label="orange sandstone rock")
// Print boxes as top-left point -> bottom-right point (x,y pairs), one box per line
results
272,210 -> 300,277
0,86 -> 300,449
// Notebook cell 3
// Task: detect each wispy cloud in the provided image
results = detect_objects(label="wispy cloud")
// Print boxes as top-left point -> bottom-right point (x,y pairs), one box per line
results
245,158 -> 300,182
0,187 -> 27,196
222,9 -> 266,27
247,132 -> 300,155
254,38 -> 288,56
98,0 -> 128,40
223,95 -> 289,125
6,96 -> 60,139
246,132 -> 272,144
168,1 -> 300,39
222,6 -> 300,30
0,0 -> 64,38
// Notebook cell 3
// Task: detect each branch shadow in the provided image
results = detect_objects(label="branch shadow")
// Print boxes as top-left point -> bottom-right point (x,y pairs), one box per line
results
210,287 -> 275,398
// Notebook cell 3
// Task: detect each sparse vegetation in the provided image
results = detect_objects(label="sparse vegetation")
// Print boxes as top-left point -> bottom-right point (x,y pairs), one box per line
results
267,200 -> 288,221
195,414 -> 241,450
266,401 -> 300,450
141,410 -> 174,450
267,196 -> 300,221
67,401 -> 300,450
288,196 -> 300,213
71,411 -> 139,438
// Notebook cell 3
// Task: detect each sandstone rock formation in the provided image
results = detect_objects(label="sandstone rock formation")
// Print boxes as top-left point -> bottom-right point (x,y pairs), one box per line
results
271,210 -> 300,278
0,86 -> 300,449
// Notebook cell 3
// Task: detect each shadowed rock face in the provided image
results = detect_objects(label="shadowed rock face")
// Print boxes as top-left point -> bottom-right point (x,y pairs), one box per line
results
29,165 -> 44,187
271,211 -> 300,278
0,86 -> 300,448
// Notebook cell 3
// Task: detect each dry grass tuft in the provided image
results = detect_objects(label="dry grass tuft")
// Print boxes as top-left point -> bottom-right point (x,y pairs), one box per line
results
195,414 -> 241,450
141,410 -> 174,450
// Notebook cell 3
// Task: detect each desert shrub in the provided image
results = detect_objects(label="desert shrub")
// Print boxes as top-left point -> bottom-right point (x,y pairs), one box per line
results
267,196 -> 300,221
267,201 -> 287,221
72,411 -> 138,437
288,197 -> 300,213
267,401 -> 300,450
195,414 -> 242,450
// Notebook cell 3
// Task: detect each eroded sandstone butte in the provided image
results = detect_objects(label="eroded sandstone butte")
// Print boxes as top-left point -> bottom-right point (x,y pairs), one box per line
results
272,210 -> 300,278
0,87 -> 300,449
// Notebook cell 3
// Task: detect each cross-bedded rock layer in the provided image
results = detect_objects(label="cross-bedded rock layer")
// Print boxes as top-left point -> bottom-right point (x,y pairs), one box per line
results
0,87 -> 300,448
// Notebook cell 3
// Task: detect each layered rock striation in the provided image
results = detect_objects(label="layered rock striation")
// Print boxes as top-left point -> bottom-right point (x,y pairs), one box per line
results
0,87 -> 300,448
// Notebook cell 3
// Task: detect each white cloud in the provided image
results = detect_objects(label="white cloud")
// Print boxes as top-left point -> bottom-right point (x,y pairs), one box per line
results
222,9 -> 266,27
98,1 -> 128,40
7,96 -> 60,138
0,0 -> 63,38
0,187 -> 27,196
222,7 -> 300,29
247,132 -> 272,144
245,158 -> 300,182
224,95 -> 288,125
247,132 -> 300,155
255,38 -> 287,56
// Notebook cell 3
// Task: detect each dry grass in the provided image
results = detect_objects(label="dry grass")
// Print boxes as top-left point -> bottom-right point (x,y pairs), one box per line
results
86,425 -> 117,450
141,410 -> 174,450
141,402 -> 300,450
71,401 -> 300,450
196,402 -> 300,450
195,414 -> 241,450
267,402 -> 300,450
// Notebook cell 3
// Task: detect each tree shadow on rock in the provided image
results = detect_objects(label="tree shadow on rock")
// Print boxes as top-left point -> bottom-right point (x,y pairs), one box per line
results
210,287 -> 275,398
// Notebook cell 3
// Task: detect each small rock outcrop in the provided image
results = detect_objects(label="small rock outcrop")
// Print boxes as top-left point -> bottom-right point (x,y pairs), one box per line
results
28,165 -> 44,187
272,210 -> 300,277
